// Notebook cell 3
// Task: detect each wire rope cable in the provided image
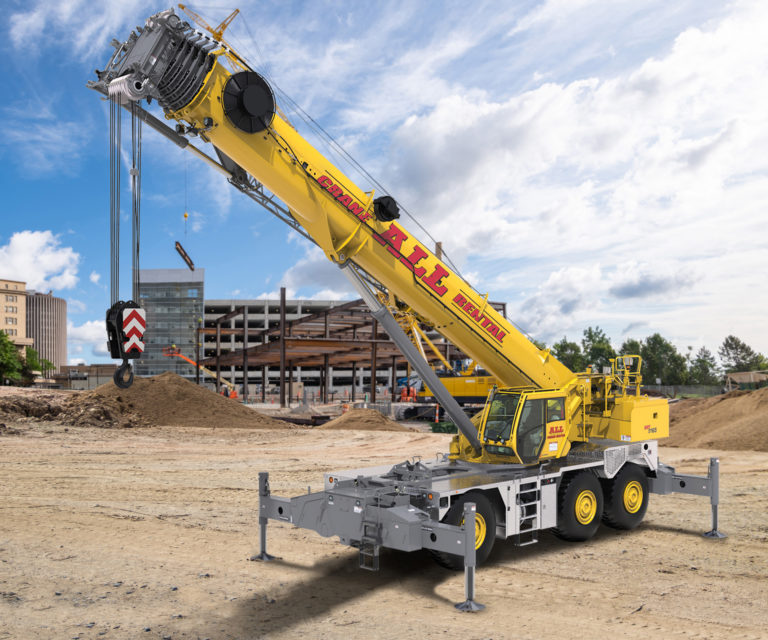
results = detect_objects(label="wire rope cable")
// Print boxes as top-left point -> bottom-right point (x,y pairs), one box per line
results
130,101 -> 142,303
108,91 -> 121,306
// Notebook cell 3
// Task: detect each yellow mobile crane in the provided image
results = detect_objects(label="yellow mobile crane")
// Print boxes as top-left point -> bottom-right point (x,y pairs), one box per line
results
91,8 -> 725,610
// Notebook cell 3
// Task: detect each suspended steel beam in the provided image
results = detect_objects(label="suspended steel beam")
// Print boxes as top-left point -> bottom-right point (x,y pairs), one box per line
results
175,241 -> 195,270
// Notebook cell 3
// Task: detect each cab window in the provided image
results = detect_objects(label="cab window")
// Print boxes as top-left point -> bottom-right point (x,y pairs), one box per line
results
484,393 -> 520,442
547,398 -> 565,422
516,398 -> 545,463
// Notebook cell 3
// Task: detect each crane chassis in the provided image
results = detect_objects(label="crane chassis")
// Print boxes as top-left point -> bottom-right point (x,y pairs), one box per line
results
256,441 -> 723,610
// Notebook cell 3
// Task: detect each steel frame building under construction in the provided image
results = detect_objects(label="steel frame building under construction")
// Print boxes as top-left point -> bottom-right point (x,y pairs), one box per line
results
199,288 -> 505,405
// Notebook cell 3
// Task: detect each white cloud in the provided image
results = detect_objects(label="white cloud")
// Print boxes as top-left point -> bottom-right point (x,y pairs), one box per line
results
67,319 -> 109,361
68,320 -> 106,343
378,1 -> 768,353
9,0 -> 156,60
67,299 -> 87,313
89,271 -> 101,284
189,211 -> 205,233
278,241 -> 355,300
0,231 -> 79,290
2,117 -> 89,175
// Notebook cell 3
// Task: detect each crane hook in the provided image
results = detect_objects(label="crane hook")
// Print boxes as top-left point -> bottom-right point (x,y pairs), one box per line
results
113,360 -> 134,389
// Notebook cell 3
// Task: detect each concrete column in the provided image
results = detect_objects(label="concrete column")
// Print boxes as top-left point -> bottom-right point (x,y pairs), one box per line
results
242,305 -> 248,402
215,322 -> 221,394
391,355 -> 397,401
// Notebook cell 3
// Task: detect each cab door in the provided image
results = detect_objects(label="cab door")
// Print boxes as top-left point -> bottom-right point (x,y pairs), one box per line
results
539,397 -> 567,459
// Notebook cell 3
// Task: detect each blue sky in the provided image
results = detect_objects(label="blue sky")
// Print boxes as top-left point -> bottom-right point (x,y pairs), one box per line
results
1,0 -> 766,365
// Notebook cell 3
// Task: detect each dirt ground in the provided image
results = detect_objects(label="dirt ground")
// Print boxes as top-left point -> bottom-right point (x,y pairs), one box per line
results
1,417 -> 767,640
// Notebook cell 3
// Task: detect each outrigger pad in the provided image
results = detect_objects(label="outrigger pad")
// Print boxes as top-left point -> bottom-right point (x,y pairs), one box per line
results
106,300 -> 146,360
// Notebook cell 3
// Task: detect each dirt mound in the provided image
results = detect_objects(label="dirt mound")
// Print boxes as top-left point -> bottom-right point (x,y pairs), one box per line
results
667,387 -> 768,451
0,393 -> 65,421
0,372 -> 294,430
317,408 -> 410,431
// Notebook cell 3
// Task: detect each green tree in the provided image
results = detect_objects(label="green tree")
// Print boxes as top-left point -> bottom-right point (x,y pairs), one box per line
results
582,326 -> 616,371
0,331 -> 22,382
21,347 -> 42,386
551,337 -> 585,371
688,346 -> 720,385
640,333 -> 688,385
619,338 -> 643,356
718,335 -> 764,372
40,358 -> 54,377
530,338 -> 547,350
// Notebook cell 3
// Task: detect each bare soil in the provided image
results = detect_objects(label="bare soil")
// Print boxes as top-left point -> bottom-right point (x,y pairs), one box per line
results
0,373 -> 292,430
317,408 -> 411,431
1,413 -> 767,639
668,387 -> 768,451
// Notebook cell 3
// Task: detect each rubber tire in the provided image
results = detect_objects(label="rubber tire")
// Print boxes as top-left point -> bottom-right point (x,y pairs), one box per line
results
554,471 -> 603,542
601,463 -> 649,530
431,492 -> 496,571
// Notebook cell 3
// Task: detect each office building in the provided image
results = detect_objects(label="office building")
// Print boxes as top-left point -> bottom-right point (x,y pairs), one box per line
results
135,268 -> 205,380
1,278 -> 34,354
27,291 -> 67,373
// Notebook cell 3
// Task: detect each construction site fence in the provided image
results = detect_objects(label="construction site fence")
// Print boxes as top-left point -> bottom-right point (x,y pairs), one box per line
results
642,384 -> 722,398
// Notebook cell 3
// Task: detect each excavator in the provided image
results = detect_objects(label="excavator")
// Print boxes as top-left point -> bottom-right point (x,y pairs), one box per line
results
90,7 -> 725,610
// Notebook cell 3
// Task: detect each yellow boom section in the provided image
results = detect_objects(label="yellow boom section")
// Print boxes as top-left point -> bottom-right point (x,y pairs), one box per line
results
169,58 -> 574,390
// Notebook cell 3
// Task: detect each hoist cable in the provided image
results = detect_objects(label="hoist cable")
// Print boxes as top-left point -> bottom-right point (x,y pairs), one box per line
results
130,102 -> 142,302
109,93 -> 121,306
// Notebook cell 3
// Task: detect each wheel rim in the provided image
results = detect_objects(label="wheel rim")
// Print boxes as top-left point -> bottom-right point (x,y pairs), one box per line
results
574,489 -> 597,524
460,513 -> 487,549
623,480 -> 643,514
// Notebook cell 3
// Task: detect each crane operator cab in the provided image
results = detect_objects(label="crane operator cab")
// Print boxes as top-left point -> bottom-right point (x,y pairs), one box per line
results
458,388 -> 571,465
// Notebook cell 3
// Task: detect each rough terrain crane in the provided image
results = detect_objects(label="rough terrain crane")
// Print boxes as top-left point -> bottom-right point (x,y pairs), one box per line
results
90,8 -> 725,610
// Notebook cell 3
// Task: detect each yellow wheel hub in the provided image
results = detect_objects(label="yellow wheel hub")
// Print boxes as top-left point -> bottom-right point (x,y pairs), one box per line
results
623,480 -> 643,514
460,513 -> 487,549
574,489 -> 597,525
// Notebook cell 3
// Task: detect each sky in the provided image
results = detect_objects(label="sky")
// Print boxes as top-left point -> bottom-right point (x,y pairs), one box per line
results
1,0 -> 767,366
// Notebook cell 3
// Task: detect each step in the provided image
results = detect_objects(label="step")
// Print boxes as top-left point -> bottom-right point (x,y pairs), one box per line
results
359,537 -> 380,571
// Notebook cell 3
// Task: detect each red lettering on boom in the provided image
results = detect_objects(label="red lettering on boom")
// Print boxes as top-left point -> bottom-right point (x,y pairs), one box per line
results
316,175 -> 372,222
451,293 -> 506,344
402,245 -> 428,278
422,265 -> 449,296
379,224 -> 409,257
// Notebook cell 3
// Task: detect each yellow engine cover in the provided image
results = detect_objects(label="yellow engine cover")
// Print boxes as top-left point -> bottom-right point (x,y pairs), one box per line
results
594,396 -> 669,442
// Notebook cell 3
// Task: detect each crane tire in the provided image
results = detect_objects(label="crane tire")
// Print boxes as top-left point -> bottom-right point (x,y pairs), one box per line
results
554,471 -> 603,541
601,463 -> 649,530
430,492 -> 496,571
